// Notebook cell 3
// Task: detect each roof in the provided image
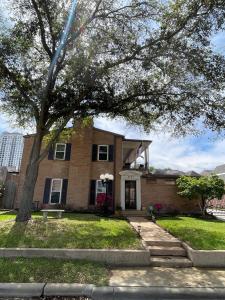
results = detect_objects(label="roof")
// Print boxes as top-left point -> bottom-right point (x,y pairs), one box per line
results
24,126 -> 152,143
143,174 -> 181,179
214,164 -> 225,174
93,127 -> 124,137
201,169 -> 213,176
153,168 -> 185,176
150,168 -> 201,177
123,138 -> 152,143
143,172 -> 200,179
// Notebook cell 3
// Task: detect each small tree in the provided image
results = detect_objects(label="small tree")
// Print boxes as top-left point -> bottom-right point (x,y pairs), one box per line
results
176,175 -> 225,216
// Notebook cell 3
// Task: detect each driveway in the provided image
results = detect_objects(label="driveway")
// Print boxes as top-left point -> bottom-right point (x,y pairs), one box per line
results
207,209 -> 225,221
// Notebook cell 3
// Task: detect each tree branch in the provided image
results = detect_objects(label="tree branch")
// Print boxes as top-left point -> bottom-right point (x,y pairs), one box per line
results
31,0 -> 53,59
103,3 -> 202,70
68,0 -> 103,44
42,0 -> 57,53
0,62 -> 40,121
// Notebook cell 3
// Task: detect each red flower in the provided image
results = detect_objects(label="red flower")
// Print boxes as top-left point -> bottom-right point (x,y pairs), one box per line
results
154,203 -> 163,211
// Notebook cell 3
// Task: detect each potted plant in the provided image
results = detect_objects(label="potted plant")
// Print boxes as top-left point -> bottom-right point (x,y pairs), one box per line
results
115,205 -> 123,216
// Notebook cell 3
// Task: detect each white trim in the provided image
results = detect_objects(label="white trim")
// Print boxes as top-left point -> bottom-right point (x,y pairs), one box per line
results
95,180 -> 106,204
97,145 -> 109,161
49,178 -> 63,205
119,170 -> 142,211
54,143 -> 66,160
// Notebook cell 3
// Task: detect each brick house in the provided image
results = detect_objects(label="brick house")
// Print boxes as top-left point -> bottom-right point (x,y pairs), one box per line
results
15,123 -> 199,214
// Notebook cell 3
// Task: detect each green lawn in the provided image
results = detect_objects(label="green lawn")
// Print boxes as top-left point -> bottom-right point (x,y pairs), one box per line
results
157,216 -> 225,250
0,212 -> 141,249
0,258 -> 109,285
0,211 -> 17,221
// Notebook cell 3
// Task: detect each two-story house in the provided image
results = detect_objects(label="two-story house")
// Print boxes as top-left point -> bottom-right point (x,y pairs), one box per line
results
15,123 -> 199,214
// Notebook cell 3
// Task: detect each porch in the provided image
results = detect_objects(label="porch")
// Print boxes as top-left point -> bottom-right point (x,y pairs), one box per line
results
122,139 -> 151,171
119,139 -> 151,212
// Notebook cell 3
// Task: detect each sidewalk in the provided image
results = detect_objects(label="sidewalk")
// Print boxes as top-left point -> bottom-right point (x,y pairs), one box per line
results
110,267 -> 225,287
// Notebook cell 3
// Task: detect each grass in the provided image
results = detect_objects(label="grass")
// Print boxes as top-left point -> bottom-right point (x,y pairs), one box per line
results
0,258 -> 109,285
0,211 -> 17,221
157,216 -> 225,250
0,212 -> 141,249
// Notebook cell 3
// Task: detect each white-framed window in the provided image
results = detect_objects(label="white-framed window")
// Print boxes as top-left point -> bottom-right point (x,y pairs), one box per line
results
98,145 -> 109,161
54,143 -> 66,160
96,180 -> 106,203
50,178 -> 62,204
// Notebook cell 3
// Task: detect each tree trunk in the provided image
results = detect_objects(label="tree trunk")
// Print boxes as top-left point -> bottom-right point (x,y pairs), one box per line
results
16,131 -> 44,222
201,196 -> 207,216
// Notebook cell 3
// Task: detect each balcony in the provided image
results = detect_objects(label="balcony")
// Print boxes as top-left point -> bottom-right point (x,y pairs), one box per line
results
122,139 -> 151,173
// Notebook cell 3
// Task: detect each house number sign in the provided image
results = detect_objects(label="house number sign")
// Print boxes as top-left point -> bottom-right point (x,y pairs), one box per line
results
127,176 -> 136,180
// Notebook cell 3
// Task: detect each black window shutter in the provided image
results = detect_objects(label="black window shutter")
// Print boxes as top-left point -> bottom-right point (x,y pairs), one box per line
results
65,143 -> 72,161
109,145 -> 114,161
92,144 -> 98,161
48,145 -> 54,160
61,179 -> 68,205
43,178 -> 51,204
89,180 -> 96,205
108,180 -> 113,196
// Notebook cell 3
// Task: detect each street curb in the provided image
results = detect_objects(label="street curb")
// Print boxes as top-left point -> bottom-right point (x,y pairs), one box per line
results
0,283 -> 45,297
44,283 -> 95,297
0,284 -> 225,299
112,287 -> 225,299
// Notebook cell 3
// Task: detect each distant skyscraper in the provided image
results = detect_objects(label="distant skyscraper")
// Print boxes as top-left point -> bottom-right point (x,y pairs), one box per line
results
0,132 -> 24,172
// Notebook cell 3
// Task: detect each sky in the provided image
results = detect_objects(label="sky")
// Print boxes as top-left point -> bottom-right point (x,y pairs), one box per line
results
0,3 -> 225,173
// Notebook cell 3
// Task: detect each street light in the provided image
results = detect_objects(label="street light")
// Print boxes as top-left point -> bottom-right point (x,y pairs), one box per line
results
100,173 -> 114,214
100,173 -> 114,181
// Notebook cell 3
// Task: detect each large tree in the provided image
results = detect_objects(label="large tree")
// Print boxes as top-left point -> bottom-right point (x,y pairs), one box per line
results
0,0 -> 225,221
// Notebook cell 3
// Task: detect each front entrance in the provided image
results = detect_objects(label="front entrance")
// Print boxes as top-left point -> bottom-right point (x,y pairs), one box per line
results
125,180 -> 137,209
119,170 -> 142,211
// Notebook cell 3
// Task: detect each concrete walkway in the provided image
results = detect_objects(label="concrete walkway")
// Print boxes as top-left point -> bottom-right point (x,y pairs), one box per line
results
110,267 -> 225,287
128,217 -> 180,243
127,217 -> 193,267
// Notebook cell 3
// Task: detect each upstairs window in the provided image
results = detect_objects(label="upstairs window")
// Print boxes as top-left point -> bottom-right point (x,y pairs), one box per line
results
50,178 -> 62,204
54,143 -> 66,160
98,145 -> 108,161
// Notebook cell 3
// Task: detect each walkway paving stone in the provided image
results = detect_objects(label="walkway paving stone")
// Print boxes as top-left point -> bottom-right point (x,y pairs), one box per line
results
128,217 -> 180,243
127,217 -> 193,267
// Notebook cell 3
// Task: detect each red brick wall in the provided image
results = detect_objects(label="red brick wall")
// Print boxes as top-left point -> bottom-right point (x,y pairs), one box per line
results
15,125 -> 123,210
141,177 -> 200,214
15,126 -> 199,214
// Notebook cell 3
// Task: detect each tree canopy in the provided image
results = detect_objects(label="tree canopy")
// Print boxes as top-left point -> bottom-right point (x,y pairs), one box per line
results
176,175 -> 225,215
1,0 -> 225,221
1,0 -> 225,137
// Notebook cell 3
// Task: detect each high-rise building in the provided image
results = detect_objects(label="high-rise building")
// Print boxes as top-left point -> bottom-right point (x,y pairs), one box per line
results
0,132 -> 24,172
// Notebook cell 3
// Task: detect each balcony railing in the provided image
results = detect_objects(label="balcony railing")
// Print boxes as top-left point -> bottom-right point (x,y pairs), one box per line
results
123,163 -> 149,173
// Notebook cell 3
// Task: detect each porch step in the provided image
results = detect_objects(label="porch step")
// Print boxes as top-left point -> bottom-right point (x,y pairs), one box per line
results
148,246 -> 186,257
151,256 -> 192,268
122,210 -> 147,217
145,240 -> 182,247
